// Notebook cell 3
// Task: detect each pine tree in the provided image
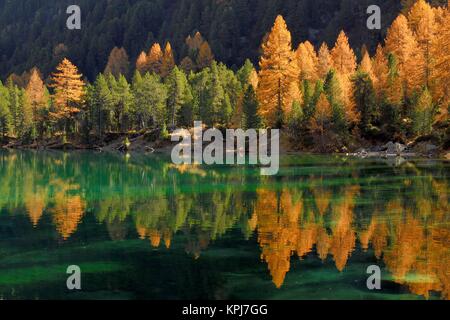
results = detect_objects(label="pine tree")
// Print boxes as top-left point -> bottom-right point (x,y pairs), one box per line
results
19,88 -> 33,139
92,74 -> 112,136
104,47 -> 130,78
6,79 -> 21,136
324,70 -> 344,108
237,59 -> 255,88
352,71 -> 378,136
0,82 -> 11,139
113,75 -> 134,132
210,62 -> 232,125
242,86 -> 261,129
301,80 -> 315,121
413,87 -> 434,135
257,15 -> 300,128
188,68 -> 212,125
323,70 -> 346,132
310,93 -> 333,148
132,72 -> 167,129
386,54 -> 404,108
49,58 -> 85,135
383,53 -> 404,137
166,66 -> 193,128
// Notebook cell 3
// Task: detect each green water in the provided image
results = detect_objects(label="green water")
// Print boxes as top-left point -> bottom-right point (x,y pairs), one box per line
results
0,150 -> 448,300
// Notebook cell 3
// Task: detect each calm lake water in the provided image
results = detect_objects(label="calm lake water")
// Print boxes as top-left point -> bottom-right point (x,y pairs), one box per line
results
0,150 -> 448,300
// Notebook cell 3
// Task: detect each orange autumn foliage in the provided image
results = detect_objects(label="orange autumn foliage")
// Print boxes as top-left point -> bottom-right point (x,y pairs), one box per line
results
49,58 -> 84,123
257,15 -> 300,127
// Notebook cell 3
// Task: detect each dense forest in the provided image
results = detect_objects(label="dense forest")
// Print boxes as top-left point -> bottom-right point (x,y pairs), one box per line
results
0,0 -> 449,152
1,0 -> 447,80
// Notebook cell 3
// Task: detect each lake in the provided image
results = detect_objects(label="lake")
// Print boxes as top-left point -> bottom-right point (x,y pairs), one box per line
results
0,150 -> 448,300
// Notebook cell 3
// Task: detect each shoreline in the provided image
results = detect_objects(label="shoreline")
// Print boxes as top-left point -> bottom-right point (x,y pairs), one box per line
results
2,142 -> 449,161
1,129 -> 449,160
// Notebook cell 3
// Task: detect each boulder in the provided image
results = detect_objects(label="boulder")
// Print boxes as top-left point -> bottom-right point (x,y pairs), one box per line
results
425,143 -> 438,152
382,141 -> 406,154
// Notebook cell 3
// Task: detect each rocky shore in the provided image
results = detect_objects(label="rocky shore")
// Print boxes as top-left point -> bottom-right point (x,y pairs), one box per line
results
349,141 -> 446,159
1,131 -> 449,160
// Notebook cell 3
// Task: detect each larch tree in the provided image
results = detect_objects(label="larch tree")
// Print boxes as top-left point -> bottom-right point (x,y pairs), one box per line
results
136,51 -> 148,74
359,51 -> 375,82
104,47 -> 130,78
50,58 -> 85,135
310,93 -> 333,148
161,42 -> 176,78
331,31 -> 357,76
248,69 -> 259,90
147,43 -> 164,75
317,43 -> 333,79
385,14 -> 424,95
25,68 -> 47,138
186,32 -> 205,52
331,31 -> 358,125
196,41 -> 214,70
407,0 -> 437,88
296,41 -> 319,82
180,56 -> 195,74
257,15 -> 300,128
431,5 -> 450,115
371,45 -> 389,101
